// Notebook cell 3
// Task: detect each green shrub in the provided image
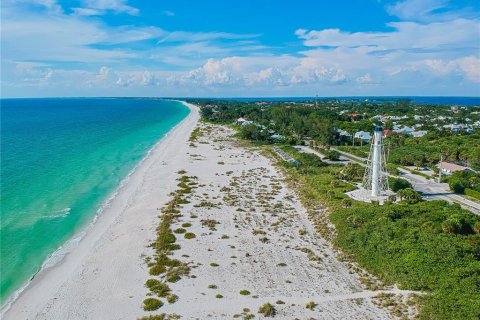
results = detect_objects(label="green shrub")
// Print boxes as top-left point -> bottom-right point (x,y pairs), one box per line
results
397,188 -> 422,204
389,178 -> 412,192
138,315 -> 168,320
184,232 -> 196,239
174,228 -> 186,234
145,279 -> 170,297
474,222 -> 480,234
325,150 -> 340,161
215,294 -> 223,299
166,294 -> 178,304
306,301 -> 316,310
149,265 -> 166,276
181,222 -> 192,228
448,171 -> 480,194
258,303 -> 276,317
341,198 -> 352,208
166,274 -> 181,283
297,152 -> 327,168
239,290 -> 250,295
441,214 -> 475,235
465,188 -> 480,200
143,298 -> 163,311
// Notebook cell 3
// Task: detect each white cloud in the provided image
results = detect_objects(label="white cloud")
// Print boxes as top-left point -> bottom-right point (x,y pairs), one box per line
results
141,71 -> 155,85
71,7 -> 103,16
96,66 -> 111,80
115,70 -> 158,87
422,56 -> 480,82
172,56 -> 348,87
386,0 -> 448,21
1,7 -> 138,63
1,0 -> 479,97
386,0 -> 477,22
295,19 -> 479,52
456,57 -> 480,83
78,0 -> 139,15
356,73 -> 375,84
294,17 -> 479,86
2,0 -> 63,13
163,10 -> 175,17
157,31 -> 260,44
181,59 -> 235,85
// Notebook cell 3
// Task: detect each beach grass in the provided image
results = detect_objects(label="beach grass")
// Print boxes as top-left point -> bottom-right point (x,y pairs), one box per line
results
141,173 -> 198,316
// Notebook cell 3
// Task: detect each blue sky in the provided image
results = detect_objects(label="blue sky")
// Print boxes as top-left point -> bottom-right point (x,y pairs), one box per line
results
1,0 -> 479,97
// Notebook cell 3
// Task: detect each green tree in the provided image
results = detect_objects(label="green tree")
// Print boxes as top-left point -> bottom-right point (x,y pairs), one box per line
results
389,178 -> 412,192
397,188 -> 422,204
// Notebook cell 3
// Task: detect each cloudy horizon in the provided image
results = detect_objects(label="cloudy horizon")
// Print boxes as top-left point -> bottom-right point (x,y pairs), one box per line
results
1,0 -> 479,98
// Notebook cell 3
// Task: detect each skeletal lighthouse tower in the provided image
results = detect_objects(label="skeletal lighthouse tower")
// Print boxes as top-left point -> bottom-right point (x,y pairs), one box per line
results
362,126 -> 389,196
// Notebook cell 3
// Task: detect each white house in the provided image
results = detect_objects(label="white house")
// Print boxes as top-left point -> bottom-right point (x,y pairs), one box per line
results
270,134 -> 285,142
336,129 -> 352,138
393,126 -> 415,135
354,131 -> 371,142
235,117 -> 253,126
443,124 -> 462,132
410,130 -> 428,138
439,162 -> 468,175
436,116 -> 452,121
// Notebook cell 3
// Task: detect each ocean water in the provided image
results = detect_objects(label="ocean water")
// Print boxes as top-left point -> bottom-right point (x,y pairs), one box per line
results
0,98 -> 189,303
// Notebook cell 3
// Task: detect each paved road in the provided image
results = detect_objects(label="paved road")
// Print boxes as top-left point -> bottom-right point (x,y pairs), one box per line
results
399,168 -> 480,214
311,146 -> 480,215
295,145 -> 352,165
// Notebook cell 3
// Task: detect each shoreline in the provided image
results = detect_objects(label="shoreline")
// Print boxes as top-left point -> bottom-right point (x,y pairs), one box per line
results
2,101 -> 199,319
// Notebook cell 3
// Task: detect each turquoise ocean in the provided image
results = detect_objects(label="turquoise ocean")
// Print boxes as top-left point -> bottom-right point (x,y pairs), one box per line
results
0,98 -> 190,303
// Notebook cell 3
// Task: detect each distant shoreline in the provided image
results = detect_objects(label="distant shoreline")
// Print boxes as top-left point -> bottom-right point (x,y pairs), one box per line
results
190,96 -> 480,106
1,96 -> 479,106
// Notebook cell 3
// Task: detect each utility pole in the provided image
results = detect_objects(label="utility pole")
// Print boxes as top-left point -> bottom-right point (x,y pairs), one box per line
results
438,155 -> 443,183
386,142 -> 391,162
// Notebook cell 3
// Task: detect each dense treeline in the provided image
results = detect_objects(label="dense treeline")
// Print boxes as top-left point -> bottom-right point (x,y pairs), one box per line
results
197,100 -> 341,145
192,99 -> 480,170
447,170 -> 480,196
386,132 -> 480,169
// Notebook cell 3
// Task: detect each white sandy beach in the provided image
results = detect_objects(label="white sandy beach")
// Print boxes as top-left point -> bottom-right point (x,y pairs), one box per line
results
3,102 -> 414,320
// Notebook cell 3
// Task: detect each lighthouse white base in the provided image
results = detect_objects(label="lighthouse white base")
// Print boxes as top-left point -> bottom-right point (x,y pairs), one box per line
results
346,186 -> 395,205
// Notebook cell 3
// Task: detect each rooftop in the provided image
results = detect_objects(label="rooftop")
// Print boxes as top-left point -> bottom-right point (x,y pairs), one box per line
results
439,162 -> 468,172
